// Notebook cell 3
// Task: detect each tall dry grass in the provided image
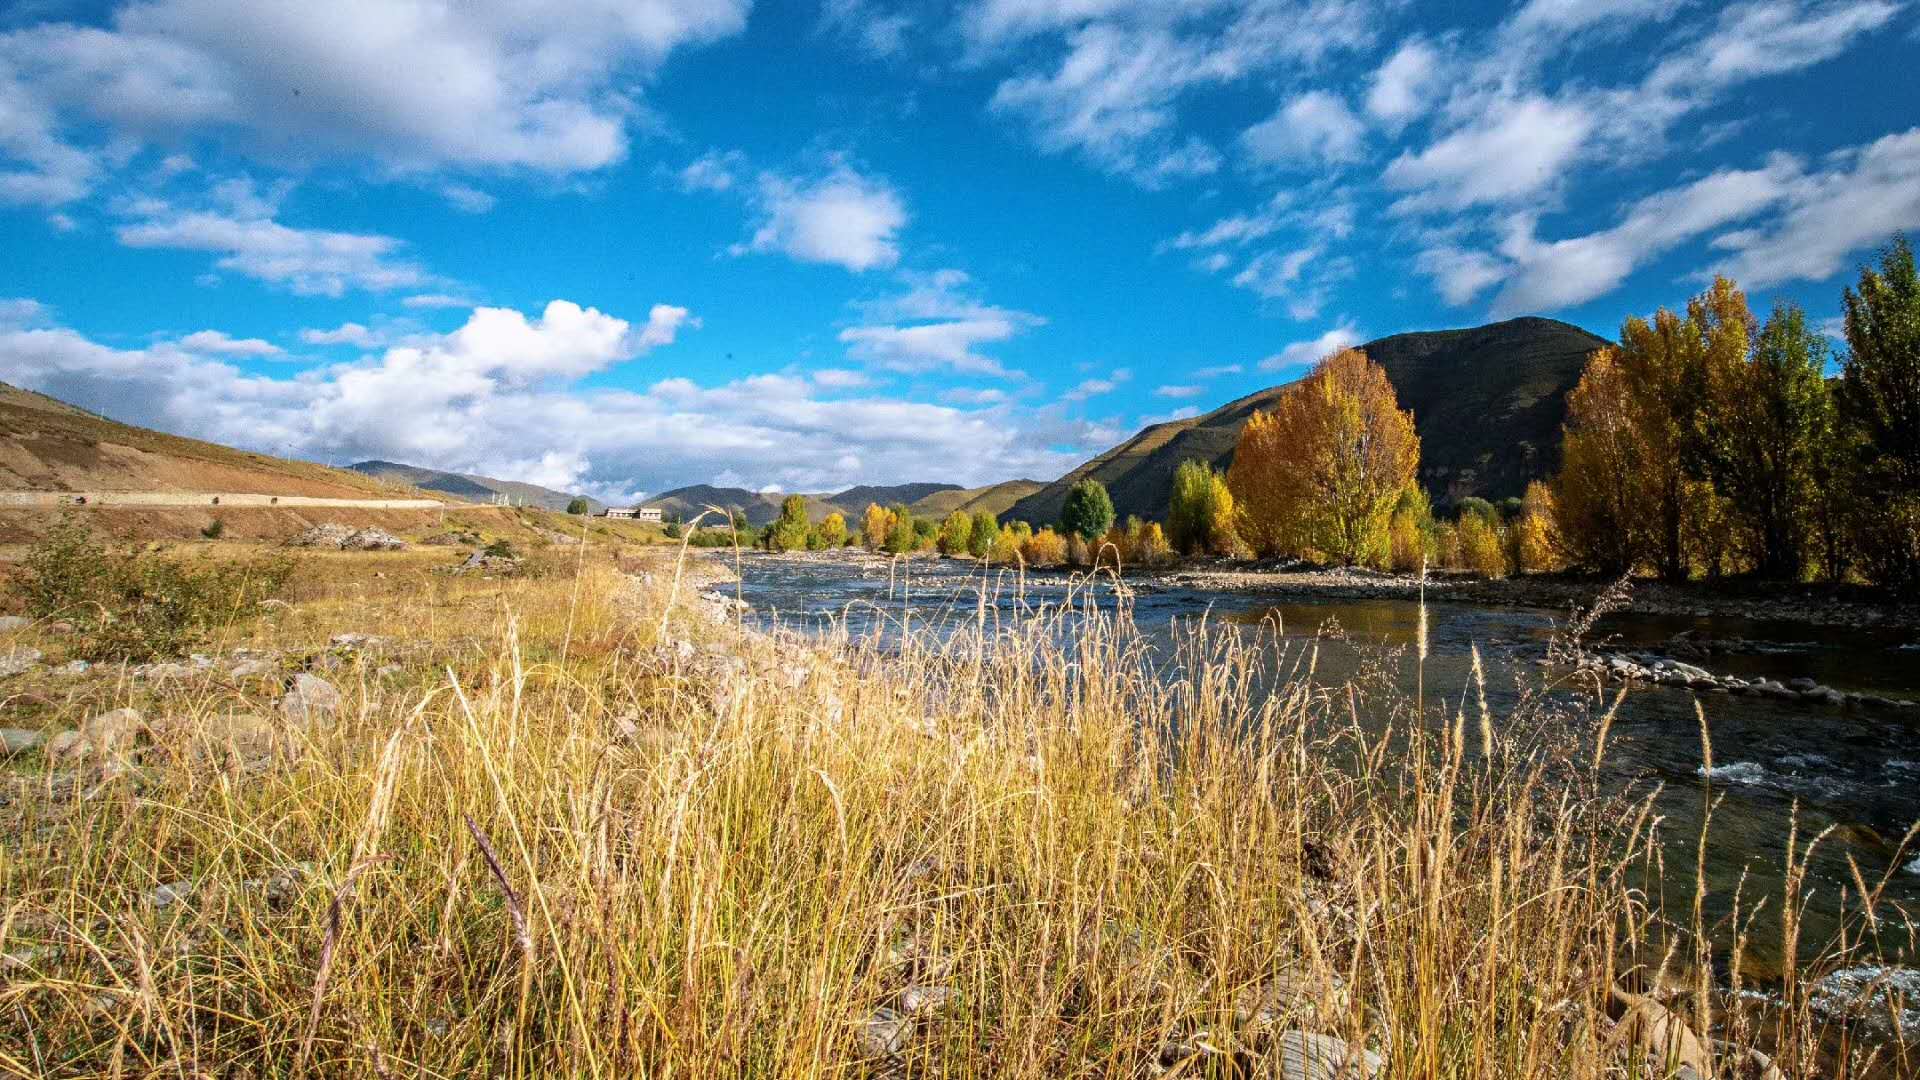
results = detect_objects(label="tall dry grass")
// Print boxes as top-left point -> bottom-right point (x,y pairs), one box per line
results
0,545 -> 1913,1078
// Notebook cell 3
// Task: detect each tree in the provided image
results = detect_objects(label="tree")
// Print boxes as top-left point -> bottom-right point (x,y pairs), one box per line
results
815,512 -> 848,550
1228,349 -> 1419,565
1022,527 -> 1067,567
1137,522 -> 1172,566
937,510 -> 973,555
1682,294 -> 1832,579
768,495 -> 811,553
1387,486 -> 1433,573
992,521 -> 1031,564
1458,510 -> 1506,578
884,512 -> 917,555
861,503 -> 893,551
1066,532 -> 1092,567
1167,459 -> 1237,556
1509,481 -> 1560,574
968,510 -> 999,558
1840,235 -> 1920,592
565,496 -> 591,515
1060,479 -> 1115,542
1556,348 -> 1654,574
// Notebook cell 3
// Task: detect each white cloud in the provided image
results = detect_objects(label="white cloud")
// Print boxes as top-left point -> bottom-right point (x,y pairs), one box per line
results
1194,362 -> 1243,377
676,148 -> 745,193
439,183 -> 496,214
1414,245 -> 1511,307
1230,245 -> 1351,319
1383,95 -> 1593,212
941,386 -> 1009,405
739,163 -> 907,272
1503,0 -> 1676,40
1242,90 -> 1365,167
820,0 -> 915,57
1259,322 -> 1360,371
177,328 -> 283,356
0,0 -> 752,202
839,270 -> 1045,376
1365,38 -> 1439,126
114,181 -> 429,296
402,293 -> 473,309
300,321 -> 385,348
1153,383 -> 1203,398
1707,127 -> 1920,289
1063,367 -> 1131,401
0,298 -> 51,328
1639,1 -> 1899,117
811,367 -> 875,390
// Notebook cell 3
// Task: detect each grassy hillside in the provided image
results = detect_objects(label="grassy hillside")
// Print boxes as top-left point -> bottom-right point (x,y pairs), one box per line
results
347,460 -> 601,513
647,482 -> 971,526
0,382 -> 432,500
909,479 -> 1047,519
1006,317 -> 1607,525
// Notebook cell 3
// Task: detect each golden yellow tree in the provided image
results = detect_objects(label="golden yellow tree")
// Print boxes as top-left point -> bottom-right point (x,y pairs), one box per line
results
1228,349 -> 1420,565
1556,349 -> 1654,574
1508,481 -> 1560,574
861,503 -> 894,551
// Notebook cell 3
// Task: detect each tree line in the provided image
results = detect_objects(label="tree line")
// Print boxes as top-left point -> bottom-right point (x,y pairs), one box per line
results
1154,236 -> 1919,590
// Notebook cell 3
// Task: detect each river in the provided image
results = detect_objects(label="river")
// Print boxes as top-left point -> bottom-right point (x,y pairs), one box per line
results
727,553 -> 1920,981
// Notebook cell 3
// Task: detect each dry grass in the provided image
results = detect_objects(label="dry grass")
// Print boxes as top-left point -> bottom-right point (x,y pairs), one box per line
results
0,543 -> 1913,1078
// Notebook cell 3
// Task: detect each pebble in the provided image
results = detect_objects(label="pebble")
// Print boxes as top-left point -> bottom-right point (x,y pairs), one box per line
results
280,673 -> 341,723
0,646 -> 43,678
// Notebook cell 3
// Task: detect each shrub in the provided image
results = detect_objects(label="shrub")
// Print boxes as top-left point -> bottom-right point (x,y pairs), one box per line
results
1066,532 -> 1092,567
13,517 -> 295,661
1167,460 -> 1238,556
201,517 -> 226,540
484,538 -> 519,559
1458,513 -> 1507,579
1137,522 -> 1172,566
1022,528 -> 1068,567
565,497 -> 591,515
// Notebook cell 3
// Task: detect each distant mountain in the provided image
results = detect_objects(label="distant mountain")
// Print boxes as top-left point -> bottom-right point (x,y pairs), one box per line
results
646,481 -> 975,527
909,479 -> 1047,519
827,483 -> 961,512
347,460 -> 600,513
1005,316 -> 1609,526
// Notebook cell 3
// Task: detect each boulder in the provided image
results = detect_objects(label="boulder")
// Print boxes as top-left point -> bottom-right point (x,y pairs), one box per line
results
287,523 -> 357,548
280,673 -> 341,723
340,528 -> 407,551
1,728 -> 46,756
48,707 -> 145,765
0,646 -> 43,678
1272,1031 -> 1383,1080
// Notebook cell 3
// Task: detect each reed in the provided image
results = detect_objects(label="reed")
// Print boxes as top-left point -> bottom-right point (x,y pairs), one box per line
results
0,545 -> 1911,1078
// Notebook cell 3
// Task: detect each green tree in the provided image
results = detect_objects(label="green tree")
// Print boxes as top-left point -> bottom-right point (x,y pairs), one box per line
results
1060,479 -> 1115,542
768,495 -> 812,553
884,511 -> 918,555
937,510 -> 973,555
968,510 -> 999,558
565,496 -> 591,515
1840,235 -> 1920,591
1167,459 -> 1238,557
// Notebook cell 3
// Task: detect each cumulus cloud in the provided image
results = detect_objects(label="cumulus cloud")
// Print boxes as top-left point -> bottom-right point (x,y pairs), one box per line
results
177,329 -> 283,356
300,322 -> 386,348
738,163 -> 907,272
0,0 -> 751,203
1259,322 -> 1361,371
0,299 -> 1089,497
1063,367 -> 1131,401
1241,90 -> 1365,167
1365,38 -> 1439,126
676,149 -> 745,193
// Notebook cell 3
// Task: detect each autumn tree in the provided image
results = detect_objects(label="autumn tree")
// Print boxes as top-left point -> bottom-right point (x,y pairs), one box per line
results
1508,481 -> 1559,574
1457,508 -> 1506,579
1137,522 -> 1172,565
1678,293 -> 1832,580
1228,349 -> 1419,566
1840,235 -> 1920,592
861,503 -> 893,550
1387,486 -> 1433,572
815,511 -> 848,550
1022,527 -> 1067,567
992,521 -> 1031,564
968,510 -> 999,558
1166,459 -> 1238,556
1556,348 -> 1653,573
1061,479 -> 1115,542
937,510 -> 973,555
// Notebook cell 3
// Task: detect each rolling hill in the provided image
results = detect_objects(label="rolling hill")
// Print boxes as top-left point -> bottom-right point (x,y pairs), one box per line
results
347,460 -> 599,513
645,482 -> 978,526
908,479 -> 1047,519
1004,317 -> 1609,526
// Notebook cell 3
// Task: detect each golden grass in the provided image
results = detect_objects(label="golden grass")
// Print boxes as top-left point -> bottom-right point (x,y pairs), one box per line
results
0,545 -> 1913,1078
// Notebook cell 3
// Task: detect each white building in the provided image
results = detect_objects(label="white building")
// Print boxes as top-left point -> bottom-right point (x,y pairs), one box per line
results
604,506 -> 664,523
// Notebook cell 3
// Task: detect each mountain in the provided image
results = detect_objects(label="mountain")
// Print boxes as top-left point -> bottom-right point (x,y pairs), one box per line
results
646,482 -> 975,526
347,460 -> 599,513
909,479 -> 1047,519
1005,317 -> 1609,526
0,381 -> 427,499
827,483 -> 961,512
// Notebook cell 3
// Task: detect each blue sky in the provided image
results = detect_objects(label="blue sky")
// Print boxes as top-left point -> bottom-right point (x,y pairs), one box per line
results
1,0 -> 1917,501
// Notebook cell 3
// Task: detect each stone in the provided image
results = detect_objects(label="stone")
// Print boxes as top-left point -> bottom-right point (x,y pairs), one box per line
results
1,728 -> 46,756
280,673 -> 341,723
229,659 -> 274,679
50,708 -> 145,765
340,528 -> 407,551
855,1006 -> 913,1057
1612,990 -> 1715,1080
151,879 -> 195,909
1788,677 -> 1817,692
139,661 -> 196,681
1272,1031 -> 1383,1080
0,647 -> 43,678
53,660 -> 89,676
0,615 -> 29,632
898,984 -> 956,1017
287,523 -> 357,548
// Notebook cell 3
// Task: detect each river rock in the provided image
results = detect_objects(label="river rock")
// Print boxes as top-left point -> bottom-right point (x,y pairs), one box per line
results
1788,677 -> 1817,692
49,707 -> 145,766
855,1005 -> 913,1057
1271,1031 -> 1383,1080
0,646 -> 43,678
280,673 -> 340,723
1,728 -> 46,756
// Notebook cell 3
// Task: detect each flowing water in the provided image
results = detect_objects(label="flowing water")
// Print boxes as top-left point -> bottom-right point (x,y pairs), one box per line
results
729,555 -> 1920,976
